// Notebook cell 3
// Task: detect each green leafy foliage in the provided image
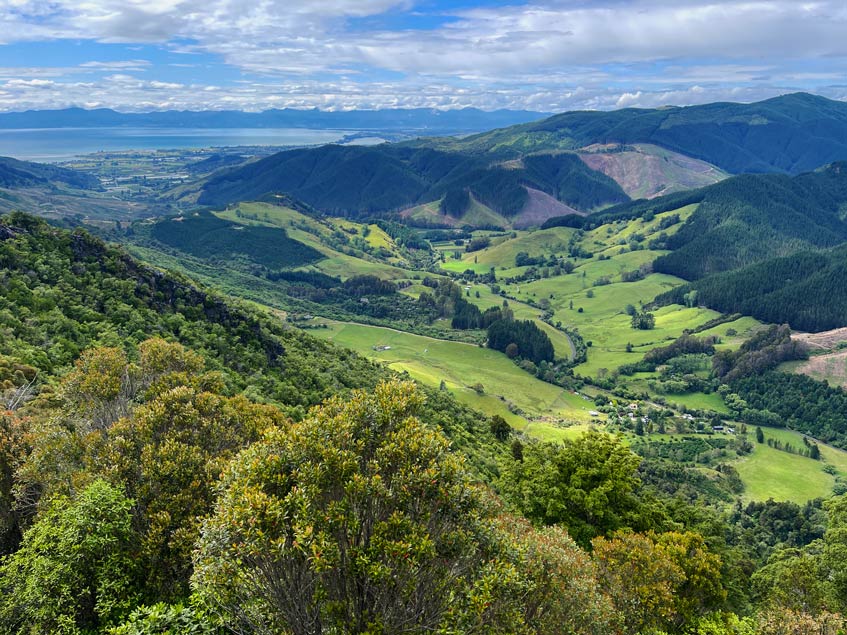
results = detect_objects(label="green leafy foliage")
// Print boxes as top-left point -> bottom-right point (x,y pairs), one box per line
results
0,480 -> 138,634
106,602 -> 223,635
193,380 -> 616,635
592,530 -> 726,634
499,431 -> 660,547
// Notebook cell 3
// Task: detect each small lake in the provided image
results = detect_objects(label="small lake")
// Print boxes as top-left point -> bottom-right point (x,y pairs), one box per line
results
0,127 -> 359,162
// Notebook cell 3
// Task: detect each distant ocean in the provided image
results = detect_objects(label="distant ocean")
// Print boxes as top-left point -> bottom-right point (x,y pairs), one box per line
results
0,127 -> 358,162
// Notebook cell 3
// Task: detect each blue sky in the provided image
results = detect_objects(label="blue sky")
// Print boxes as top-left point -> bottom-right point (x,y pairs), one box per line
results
0,0 -> 845,113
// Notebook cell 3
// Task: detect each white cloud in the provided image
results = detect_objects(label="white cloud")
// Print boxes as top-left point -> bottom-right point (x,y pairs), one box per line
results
0,1 -> 845,111
79,60 -> 151,72
4,78 -> 54,88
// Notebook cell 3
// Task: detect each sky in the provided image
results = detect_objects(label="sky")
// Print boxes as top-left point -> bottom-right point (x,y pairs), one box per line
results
0,0 -> 845,113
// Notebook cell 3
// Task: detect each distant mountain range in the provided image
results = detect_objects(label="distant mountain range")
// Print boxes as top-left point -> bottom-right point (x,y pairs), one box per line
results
0,107 -> 549,134
418,92 -> 847,175
189,93 -> 847,223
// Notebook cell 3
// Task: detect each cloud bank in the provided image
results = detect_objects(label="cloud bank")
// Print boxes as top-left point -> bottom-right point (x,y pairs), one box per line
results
0,0 -> 845,112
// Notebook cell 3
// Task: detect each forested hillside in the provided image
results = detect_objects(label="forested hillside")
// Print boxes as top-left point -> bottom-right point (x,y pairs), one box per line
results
0,156 -> 100,190
149,210 -> 324,268
649,163 -> 847,280
196,144 -> 628,217
657,244 -> 847,332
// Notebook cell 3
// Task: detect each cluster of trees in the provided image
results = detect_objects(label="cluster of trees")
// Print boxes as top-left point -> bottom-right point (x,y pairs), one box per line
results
631,311 -> 656,330
150,210 -> 324,269
633,435 -> 751,466
648,353 -> 714,394
713,325 -> 808,383
540,213 -> 588,230
372,219 -> 430,250
464,236 -> 491,252
514,251 -> 573,269
419,280 -> 557,365
732,372 -> 847,448
619,334 -> 719,376
487,318 -> 556,364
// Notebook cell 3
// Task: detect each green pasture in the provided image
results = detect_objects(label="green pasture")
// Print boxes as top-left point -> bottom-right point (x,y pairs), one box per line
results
308,320 -> 602,439
465,227 -> 575,267
734,427 -> 841,503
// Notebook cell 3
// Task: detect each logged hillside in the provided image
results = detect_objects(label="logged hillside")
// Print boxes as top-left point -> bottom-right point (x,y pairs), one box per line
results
0,156 -> 100,190
578,143 -> 728,199
196,144 -> 628,218
421,93 -> 847,175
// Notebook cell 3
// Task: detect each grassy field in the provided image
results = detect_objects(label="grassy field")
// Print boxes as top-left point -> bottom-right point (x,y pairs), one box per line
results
308,320 -> 603,439
466,227 -> 575,267
641,426 -> 847,503
459,283 -> 575,359
734,426 -> 846,503
448,203 -> 761,379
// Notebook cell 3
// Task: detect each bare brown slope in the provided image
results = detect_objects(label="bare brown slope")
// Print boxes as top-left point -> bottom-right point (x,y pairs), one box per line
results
579,143 -> 728,200
513,187 -> 583,229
